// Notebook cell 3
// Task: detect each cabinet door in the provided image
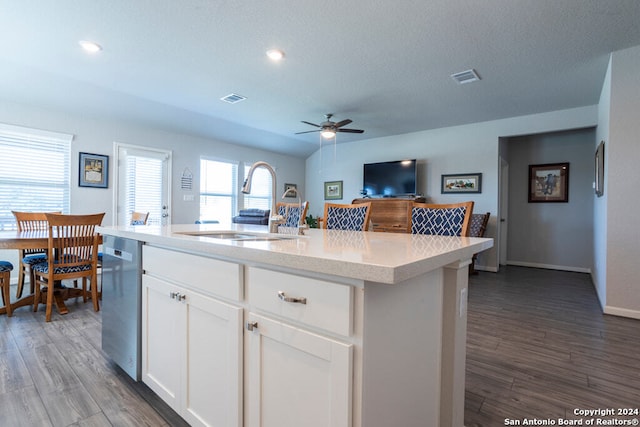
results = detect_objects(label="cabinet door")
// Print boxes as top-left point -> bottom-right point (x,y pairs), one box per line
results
142,275 -> 183,411
246,313 -> 353,427
183,291 -> 243,427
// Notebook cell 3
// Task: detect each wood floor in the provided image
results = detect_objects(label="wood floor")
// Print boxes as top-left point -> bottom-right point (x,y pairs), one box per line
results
465,266 -> 640,426
0,289 -> 189,427
1,266 -> 639,426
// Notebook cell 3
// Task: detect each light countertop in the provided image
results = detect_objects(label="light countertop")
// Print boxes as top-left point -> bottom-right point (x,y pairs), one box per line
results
96,223 -> 493,285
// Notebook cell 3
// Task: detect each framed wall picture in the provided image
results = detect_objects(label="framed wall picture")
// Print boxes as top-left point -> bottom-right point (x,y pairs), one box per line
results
595,141 -> 604,197
324,180 -> 343,200
283,183 -> 297,197
441,173 -> 482,194
528,162 -> 569,203
79,152 -> 109,188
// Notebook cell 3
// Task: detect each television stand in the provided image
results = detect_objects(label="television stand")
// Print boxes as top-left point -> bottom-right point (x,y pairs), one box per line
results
352,196 -> 426,233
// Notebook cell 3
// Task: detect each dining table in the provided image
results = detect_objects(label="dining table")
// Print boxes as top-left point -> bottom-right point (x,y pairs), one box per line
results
0,229 -> 101,316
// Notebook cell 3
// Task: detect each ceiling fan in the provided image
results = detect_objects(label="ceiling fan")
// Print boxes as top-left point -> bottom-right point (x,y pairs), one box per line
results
295,114 -> 364,138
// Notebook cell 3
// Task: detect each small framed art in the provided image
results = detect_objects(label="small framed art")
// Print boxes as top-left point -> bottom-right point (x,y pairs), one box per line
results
441,173 -> 482,194
324,180 -> 343,200
528,162 -> 569,203
284,183 -> 297,197
79,152 -> 109,188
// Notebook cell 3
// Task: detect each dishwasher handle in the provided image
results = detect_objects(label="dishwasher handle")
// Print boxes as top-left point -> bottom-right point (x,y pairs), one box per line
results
104,246 -> 134,262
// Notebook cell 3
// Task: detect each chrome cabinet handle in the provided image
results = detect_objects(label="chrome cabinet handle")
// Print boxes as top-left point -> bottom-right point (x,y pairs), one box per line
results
278,291 -> 307,305
247,321 -> 258,331
170,292 -> 186,301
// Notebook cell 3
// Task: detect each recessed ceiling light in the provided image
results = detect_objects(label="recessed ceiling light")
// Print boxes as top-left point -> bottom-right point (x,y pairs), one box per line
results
79,40 -> 102,53
266,49 -> 285,61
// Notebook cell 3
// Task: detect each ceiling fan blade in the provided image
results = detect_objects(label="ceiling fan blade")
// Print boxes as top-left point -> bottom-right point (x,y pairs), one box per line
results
337,128 -> 364,133
334,119 -> 352,128
295,129 -> 321,135
301,121 -> 321,128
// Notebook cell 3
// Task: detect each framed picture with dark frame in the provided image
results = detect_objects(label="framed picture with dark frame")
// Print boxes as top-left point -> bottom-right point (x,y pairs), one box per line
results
528,162 -> 569,203
283,183 -> 297,197
324,180 -> 343,200
595,141 -> 604,197
441,173 -> 482,194
79,152 -> 109,188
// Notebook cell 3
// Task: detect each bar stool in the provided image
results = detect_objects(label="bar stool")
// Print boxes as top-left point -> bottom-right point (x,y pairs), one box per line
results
0,261 -> 14,317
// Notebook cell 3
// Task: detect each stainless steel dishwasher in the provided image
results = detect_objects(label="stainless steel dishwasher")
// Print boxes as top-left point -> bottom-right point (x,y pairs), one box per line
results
101,235 -> 142,380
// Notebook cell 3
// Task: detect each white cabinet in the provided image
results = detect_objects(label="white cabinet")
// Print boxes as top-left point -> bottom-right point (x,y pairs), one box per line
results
245,267 -> 353,427
245,313 -> 352,427
142,246 -> 243,427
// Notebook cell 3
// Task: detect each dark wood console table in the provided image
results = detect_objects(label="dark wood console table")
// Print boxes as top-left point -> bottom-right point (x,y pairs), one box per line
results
352,197 -> 425,233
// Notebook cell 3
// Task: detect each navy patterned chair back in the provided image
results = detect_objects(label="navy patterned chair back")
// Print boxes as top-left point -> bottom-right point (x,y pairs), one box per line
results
469,212 -> 490,238
410,201 -> 474,236
277,202 -> 309,228
323,203 -> 372,231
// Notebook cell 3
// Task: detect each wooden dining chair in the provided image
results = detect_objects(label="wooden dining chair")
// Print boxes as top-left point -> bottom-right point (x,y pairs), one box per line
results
0,261 -> 14,317
469,212 -> 491,274
408,201 -> 474,237
130,211 -> 150,225
323,202 -> 372,231
276,201 -> 309,227
32,213 -> 105,322
12,210 -> 60,298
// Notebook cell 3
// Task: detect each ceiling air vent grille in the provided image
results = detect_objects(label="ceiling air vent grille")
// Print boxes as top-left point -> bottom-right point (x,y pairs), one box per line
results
220,93 -> 247,104
451,69 -> 481,84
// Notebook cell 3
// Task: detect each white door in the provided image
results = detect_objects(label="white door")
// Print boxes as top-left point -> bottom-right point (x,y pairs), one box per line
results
114,143 -> 171,226
142,275 -> 182,411
184,291 -> 243,427
245,313 -> 352,427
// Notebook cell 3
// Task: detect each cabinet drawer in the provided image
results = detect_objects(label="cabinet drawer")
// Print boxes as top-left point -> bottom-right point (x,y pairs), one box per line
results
247,267 -> 352,336
143,245 -> 242,301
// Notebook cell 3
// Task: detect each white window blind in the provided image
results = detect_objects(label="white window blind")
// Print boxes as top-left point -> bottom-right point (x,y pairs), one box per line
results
125,156 -> 163,226
0,123 -> 72,230
200,158 -> 238,224
243,163 -> 273,212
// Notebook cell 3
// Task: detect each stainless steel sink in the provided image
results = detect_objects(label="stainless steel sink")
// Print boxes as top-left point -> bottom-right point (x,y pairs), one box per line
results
175,230 -> 296,241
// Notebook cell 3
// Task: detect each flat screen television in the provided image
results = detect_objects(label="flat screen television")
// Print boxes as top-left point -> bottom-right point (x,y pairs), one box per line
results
363,159 -> 417,197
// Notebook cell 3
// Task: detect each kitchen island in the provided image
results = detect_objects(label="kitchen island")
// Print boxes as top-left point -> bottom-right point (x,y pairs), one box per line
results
97,223 -> 492,427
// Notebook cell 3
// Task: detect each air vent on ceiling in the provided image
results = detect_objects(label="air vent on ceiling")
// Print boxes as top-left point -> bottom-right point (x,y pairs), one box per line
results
220,93 -> 247,104
451,69 -> 481,85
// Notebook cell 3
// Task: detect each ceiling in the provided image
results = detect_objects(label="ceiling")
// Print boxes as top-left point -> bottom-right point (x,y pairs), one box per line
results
2,1 -> 640,158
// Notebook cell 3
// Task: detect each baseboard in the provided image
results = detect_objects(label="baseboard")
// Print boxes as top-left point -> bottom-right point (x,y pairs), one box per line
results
473,265 -> 498,273
603,305 -> 640,320
506,260 -> 591,274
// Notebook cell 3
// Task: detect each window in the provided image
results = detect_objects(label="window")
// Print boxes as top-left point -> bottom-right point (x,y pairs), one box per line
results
200,158 -> 238,224
243,163 -> 273,211
124,156 -> 163,226
0,123 -> 72,230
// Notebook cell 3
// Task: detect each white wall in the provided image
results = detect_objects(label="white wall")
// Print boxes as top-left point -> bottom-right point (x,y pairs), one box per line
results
305,106 -> 598,272
506,128 -> 595,272
594,56 -> 611,308
603,45 -> 640,319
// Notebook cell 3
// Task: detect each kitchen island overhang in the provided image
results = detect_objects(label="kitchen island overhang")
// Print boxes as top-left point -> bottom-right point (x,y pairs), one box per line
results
97,223 -> 493,285
97,223 -> 493,427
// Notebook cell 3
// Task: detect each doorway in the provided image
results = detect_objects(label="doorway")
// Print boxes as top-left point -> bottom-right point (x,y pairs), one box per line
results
113,143 -> 172,226
499,157 -> 509,266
